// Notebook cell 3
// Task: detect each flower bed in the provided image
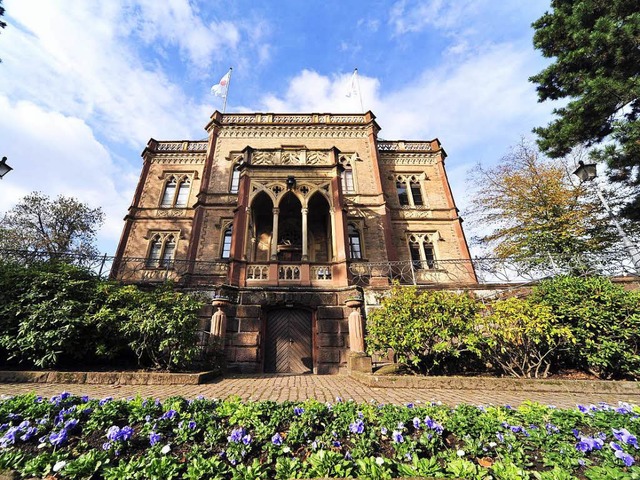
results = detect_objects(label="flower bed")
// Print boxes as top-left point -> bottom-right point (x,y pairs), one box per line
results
0,393 -> 638,479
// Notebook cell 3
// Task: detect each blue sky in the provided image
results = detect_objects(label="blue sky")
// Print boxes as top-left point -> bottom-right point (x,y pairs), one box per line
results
0,0 -> 557,255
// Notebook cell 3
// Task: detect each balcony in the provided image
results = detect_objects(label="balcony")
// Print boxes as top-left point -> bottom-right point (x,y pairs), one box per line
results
245,262 -> 336,287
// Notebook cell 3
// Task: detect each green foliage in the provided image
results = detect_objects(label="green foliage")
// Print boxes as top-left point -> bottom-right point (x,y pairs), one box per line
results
0,261 -> 211,371
532,276 -> 640,379
91,282 -> 204,370
530,1 -> 640,221
0,261 -> 101,367
0,393 -> 638,479
473,297 -> 574,378
366,285 -> 481,374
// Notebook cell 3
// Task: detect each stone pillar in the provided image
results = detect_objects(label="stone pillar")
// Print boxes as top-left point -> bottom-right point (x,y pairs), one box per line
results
270,207 -> 280,260
301,207 -> 309,261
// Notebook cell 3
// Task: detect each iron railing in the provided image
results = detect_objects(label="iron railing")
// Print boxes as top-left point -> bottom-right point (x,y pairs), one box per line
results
0,248 -> 636,287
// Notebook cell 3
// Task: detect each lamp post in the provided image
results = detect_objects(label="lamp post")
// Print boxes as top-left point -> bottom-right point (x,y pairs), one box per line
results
573,160 -> 640,272
0,157 -> 12,179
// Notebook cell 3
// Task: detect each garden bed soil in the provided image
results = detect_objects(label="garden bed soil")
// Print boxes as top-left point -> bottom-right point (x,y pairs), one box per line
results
351,369 -> 640,395
0,369 -> 220,385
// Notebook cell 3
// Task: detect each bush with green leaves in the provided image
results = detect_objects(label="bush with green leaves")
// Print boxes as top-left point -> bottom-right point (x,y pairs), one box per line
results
0,261 -> 211,371
366,285 -> 482,374
472,296 -> 574,378
0,261 -> 101,368
531,276 -> 640,379
91,283 -> 204,370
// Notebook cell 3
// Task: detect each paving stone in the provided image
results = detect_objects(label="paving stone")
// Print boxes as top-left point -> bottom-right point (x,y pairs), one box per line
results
1,375 -> 639,409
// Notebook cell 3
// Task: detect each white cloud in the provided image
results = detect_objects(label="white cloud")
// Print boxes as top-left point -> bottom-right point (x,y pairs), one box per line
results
389,0 -> 482,35
128,0 -> 241,69
0,96 -> 135,252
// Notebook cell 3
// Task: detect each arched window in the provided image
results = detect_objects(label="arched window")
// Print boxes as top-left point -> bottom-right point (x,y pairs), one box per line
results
230,166 -> 241,194
160,175 -> 191,208
341,165 -> 355,194
348,224 -> 362,259
410,180 -> 423,206
396,180 -> 409,206
408,234 -> 436,270
175,178 -> 191,207
221,226 -> 233,259
160,235 -> 176,267
160,177 -> 177,207
146,235 -> 163,268
146,233 -> 177,268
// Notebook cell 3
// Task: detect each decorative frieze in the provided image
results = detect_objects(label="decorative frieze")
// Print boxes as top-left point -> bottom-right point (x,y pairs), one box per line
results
378,153 -> 439,165
218,126 -> 370,139
150,154 -> 206,165
155,141 -> 208,152
221,113 -> 368,125
378,141 -> 434,151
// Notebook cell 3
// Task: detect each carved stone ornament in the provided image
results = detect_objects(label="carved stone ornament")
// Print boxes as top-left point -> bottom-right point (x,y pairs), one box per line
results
156,209 -> 187,217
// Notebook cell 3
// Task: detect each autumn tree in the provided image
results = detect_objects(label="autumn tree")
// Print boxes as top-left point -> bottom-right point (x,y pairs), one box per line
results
530,0 -> 640,220
0,192 -> 105,261
467,140 -> 613,267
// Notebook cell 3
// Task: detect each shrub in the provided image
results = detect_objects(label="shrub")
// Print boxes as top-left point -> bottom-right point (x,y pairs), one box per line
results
366,285 -> 481,374
91,283 -> 204,370
472,297 -> 573,378
0,261 -> 101,368
531,276 -> 640,379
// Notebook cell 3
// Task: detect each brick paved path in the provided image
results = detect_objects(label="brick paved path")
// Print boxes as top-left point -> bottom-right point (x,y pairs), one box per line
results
1,374 -> 639,409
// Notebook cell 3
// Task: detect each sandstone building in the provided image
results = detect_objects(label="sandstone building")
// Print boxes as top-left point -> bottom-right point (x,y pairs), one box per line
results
113,111 -> 476,374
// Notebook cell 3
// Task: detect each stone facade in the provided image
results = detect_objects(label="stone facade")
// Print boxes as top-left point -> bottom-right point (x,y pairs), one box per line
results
113,111 -> 476,374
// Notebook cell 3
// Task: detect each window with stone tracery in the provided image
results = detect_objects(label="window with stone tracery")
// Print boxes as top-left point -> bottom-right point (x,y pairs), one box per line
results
146,232 -> 177,268
339,154 -> 357,194
395,175 -> 426,207
160,175 -> 192,208
408,233 -> 436,269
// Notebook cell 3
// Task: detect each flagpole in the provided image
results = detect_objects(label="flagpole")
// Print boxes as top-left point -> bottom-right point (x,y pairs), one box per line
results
222,67 -> 232,114
355,68 -> 364,113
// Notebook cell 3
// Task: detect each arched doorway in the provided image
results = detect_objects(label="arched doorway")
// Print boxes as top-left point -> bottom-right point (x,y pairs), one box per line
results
264,308 -> 313,373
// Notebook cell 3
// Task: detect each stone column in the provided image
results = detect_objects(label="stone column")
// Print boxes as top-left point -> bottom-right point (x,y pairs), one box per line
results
270,207 -> 280,260
301,207 -> 309,261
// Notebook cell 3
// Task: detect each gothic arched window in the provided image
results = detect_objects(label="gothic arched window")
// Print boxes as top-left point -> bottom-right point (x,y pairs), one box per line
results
160,175 -> 192,208
221,226 -> 233,259
146,233 -> 177,268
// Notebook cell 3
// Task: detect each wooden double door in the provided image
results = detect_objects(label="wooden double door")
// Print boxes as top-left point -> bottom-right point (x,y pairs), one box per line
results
264,309 -> 313,374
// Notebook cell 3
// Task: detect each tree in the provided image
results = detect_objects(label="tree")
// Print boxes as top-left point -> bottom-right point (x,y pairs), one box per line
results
467,140 -> 613,267
0,192 -> 105,260
530,0 -> 640,220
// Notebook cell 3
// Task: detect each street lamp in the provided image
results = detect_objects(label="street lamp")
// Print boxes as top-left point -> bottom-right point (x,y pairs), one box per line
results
0,157 -> 12,179
573,160 -> 640,272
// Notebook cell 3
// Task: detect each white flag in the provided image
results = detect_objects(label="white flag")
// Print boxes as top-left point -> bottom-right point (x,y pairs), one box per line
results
211,71 -> 231,97
345,69 -> 359,98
